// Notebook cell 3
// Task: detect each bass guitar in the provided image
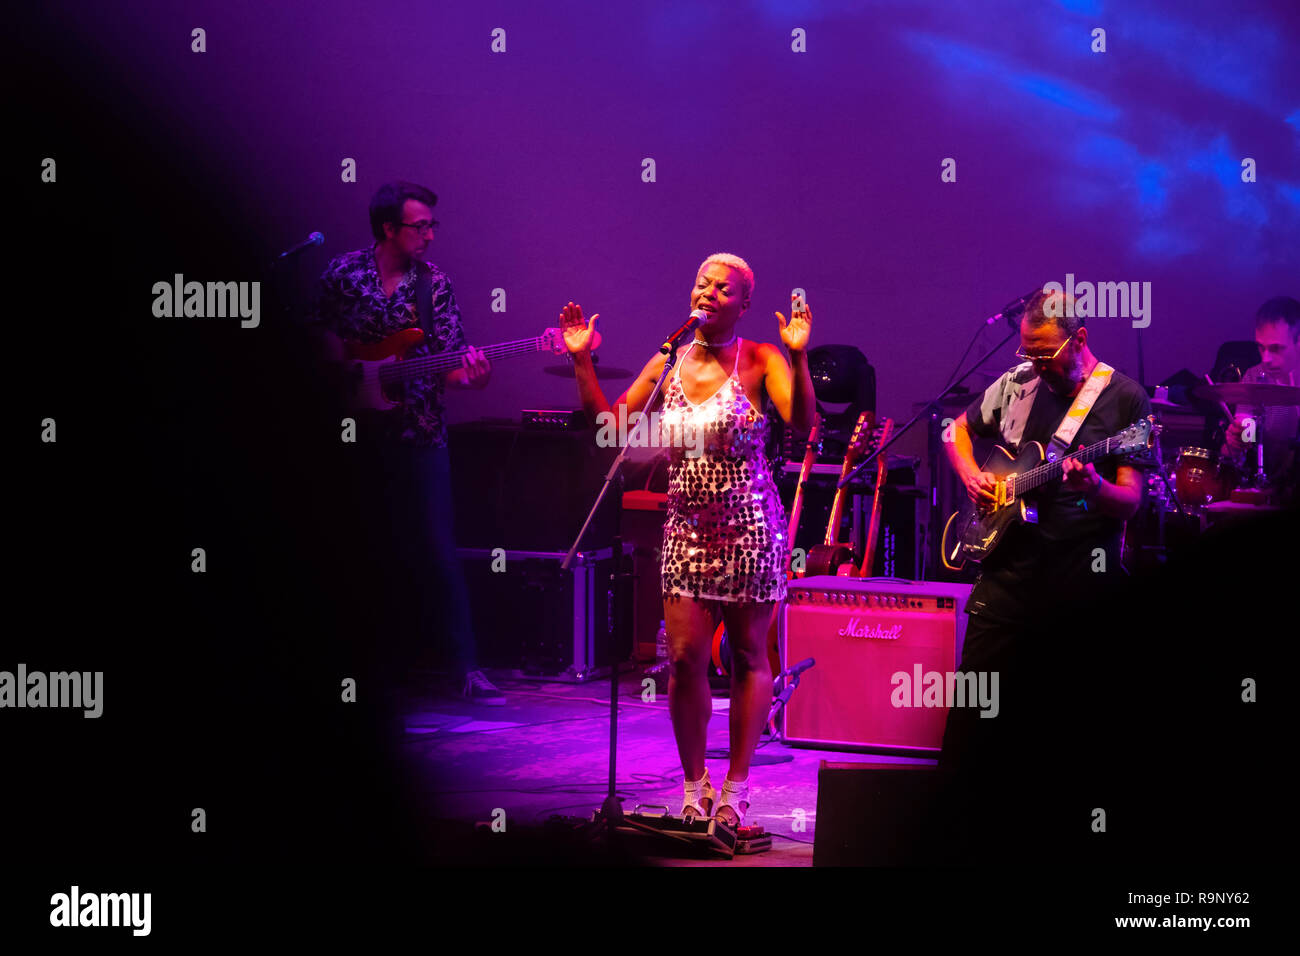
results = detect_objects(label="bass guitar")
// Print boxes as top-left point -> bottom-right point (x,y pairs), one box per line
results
341,326 -> 576,409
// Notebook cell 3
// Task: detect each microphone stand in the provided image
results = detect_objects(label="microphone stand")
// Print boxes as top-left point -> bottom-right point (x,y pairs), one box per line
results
838,325 -> 1020,571
267,234 -> 324,325
562,337 -> 686,850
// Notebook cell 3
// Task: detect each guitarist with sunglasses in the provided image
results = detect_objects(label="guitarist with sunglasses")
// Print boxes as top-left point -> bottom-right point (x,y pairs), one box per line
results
938,290 -> 1151,803
310,181 -> 504,707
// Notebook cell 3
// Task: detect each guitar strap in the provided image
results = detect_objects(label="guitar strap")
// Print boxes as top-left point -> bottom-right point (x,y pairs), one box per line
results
410,261 -> 435,401
414,260 -> 434,339
1045,361 -> 1115,461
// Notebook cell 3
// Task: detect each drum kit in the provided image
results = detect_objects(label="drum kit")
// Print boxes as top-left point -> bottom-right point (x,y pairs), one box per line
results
1124,380 -> 1299,569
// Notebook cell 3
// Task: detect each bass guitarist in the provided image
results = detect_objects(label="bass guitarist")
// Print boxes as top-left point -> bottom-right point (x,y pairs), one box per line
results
310,181 -> 504,706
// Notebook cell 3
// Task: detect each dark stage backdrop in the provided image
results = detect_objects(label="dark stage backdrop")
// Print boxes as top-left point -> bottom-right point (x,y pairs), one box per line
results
35,0 -> 1300,418
8,0 -> 1295,931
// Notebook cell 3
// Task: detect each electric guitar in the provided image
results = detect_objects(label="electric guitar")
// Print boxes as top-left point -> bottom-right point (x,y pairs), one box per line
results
940,416 -> 1158,569
856,416 -> 894,577
340,326 -> 577,410
804,412 -> 882,576
784,413 -> 823,580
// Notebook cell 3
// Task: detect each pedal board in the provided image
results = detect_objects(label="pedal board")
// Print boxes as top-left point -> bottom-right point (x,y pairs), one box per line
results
598,807 -> 773,858
604,806 -> 738,857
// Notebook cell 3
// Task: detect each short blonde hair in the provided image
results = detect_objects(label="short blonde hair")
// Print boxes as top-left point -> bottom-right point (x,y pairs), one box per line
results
697,252 -> 754,301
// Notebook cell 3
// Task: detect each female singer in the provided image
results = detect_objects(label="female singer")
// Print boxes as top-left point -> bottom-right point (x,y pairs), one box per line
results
562,253 -> 815,827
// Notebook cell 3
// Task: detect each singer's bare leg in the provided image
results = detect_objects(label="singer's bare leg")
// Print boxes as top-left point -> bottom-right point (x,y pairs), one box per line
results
719,600 -> 777,783
664,594 -> 716,781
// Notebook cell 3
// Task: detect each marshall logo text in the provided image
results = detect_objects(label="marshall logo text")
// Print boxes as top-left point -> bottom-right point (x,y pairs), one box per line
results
838,617 -> 903,641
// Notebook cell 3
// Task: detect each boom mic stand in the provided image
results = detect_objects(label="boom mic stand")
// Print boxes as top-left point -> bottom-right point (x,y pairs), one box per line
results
561,340 -> 684,850
839,325 -> 1020,571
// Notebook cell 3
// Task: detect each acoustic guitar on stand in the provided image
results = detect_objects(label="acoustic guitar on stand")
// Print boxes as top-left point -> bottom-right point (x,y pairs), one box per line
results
855,416 -> 894,577
804,412 -> 895,576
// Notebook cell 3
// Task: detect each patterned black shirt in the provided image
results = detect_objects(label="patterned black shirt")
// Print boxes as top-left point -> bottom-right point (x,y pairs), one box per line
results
312,245 -> 465,446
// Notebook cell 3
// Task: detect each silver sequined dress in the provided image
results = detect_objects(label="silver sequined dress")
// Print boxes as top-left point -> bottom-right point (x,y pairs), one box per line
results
658,338 -> 789,602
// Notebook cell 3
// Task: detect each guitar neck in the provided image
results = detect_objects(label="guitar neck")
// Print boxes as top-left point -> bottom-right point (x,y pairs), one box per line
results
858,419 -> 893,576
824,413 -> 874,546
379,336 -> 545,384
1016,435 -> 1120,494
787,420 -> 821,539
823,450 -> 864,545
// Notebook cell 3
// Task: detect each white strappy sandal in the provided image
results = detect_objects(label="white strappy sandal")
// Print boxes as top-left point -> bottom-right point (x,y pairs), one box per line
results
714,776 -> 750,829
681,768 -> 718,819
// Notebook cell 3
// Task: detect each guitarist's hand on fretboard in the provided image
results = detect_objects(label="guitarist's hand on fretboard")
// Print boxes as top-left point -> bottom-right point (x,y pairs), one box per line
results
1061,445 -> 1101,497
446,345 -> 492,390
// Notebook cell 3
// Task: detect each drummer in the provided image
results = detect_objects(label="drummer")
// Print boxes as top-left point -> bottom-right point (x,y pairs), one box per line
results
1222,296 -> 1300,484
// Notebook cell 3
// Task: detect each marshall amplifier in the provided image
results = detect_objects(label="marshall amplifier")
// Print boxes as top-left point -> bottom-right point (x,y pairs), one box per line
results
780,576 -> 972,752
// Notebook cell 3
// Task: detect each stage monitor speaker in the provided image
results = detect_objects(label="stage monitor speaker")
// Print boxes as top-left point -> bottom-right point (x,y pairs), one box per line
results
780,576 -> 971,753
813,761 -> 950,866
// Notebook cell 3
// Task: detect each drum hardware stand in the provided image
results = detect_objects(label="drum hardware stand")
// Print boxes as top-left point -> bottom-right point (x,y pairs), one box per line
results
1229,431 -> 1272,504
1150,417 -> 1183,519
1158,471 -> 1185,516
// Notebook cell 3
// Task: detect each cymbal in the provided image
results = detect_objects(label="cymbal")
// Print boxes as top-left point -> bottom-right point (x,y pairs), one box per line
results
543,361 -> 634,379
1193,382 -> 1300,406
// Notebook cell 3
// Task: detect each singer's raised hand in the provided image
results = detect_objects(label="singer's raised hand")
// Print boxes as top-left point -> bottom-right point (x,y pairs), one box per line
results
561,302 -> 599,354
776,294 -> 812,352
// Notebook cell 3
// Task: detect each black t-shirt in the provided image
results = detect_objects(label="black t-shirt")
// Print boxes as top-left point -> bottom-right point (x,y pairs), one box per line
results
962,364 -> 1153,622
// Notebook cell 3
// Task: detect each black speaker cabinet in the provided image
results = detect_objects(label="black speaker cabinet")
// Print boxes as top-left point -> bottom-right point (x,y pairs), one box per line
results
448,422 -> 618,552
813,760 -> 951,866
457,545 -> 633,680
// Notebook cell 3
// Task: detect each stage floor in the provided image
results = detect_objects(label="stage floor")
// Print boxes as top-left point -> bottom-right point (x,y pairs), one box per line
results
398,669 -> 935,867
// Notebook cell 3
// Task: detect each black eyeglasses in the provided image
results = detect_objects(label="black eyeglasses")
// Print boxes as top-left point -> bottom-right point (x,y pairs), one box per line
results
399,220 -> 438,235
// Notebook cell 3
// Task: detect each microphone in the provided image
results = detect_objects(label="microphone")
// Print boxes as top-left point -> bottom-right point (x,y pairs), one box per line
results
986,287 -> 1041,331
786,657 -> 815,680
659,309 -> 708,354
765,657 -> 817,726
278,231 -> 325,259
